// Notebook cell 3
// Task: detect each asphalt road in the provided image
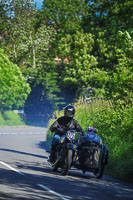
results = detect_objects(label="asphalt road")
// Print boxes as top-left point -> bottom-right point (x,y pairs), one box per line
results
0,126 -> 133,200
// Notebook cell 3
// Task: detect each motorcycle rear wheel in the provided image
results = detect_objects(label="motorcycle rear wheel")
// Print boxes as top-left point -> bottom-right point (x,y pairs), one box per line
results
61,149 -> 73,175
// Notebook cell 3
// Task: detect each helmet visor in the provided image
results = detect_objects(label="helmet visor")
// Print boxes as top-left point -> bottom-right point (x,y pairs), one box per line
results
65,110 -> 74,117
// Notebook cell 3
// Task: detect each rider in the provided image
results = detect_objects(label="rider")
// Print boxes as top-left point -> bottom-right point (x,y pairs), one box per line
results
48,105 -> 84,163
86,127 -> 108,165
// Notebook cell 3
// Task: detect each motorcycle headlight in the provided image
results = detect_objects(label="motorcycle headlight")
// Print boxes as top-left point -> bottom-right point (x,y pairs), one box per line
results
67,130 -> 76,140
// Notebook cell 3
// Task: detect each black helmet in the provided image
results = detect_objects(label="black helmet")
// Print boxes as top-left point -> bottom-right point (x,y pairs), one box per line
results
64,105 -> 75,118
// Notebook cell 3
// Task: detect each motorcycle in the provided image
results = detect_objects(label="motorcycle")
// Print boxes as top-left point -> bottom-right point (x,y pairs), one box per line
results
74,132 -> 107,179
49,130 -> 78,175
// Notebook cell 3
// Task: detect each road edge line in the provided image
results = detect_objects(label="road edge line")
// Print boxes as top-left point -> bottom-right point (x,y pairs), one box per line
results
0,161 -> 24,175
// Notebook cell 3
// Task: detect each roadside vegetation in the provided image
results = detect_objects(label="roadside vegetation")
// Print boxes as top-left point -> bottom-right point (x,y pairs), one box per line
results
74,100 -> 133,183
0,111 -> 25,126
0,48 -> 30,126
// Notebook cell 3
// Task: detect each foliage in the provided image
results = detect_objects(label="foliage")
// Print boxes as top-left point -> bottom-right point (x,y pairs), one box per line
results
0,0 -> 132,113
0,0 -> 62,111
0,112 -> 5,126
106,31 -> 133,104
0,1 -> 8,35
0,48 -> 31,109
56,31 -> 98,97
74,100 -> 133,182
42,0 -> 86,35
1,0 -> 55,66
0,111 -> 25,126
46,109 -> 64,148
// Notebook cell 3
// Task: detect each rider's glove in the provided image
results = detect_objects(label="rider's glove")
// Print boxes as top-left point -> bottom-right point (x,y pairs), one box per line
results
81,131 -> 87,136
56,127 -> 65,135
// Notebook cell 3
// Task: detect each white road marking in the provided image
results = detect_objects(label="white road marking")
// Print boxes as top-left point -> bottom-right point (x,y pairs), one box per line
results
0,161 -> 24,175
0,161 -> 70,199
0,132 -> 43,135
37,184 -> 70,200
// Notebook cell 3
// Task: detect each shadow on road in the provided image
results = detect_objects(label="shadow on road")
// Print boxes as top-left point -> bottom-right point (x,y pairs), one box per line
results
0,161 -> 133,200
36,141 -> 50,152
0,148 -> 47,159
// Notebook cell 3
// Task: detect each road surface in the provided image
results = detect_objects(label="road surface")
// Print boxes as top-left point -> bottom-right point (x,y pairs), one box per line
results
0,126 -> 133,200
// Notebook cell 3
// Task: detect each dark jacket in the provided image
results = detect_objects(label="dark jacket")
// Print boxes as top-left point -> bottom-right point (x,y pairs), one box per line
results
50,116 -> 83,136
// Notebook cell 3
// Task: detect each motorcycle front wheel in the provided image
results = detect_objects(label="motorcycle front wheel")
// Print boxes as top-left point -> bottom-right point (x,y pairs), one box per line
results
61,149 -> 73,175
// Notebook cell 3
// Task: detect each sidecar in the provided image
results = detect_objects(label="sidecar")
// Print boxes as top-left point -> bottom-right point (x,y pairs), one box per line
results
76,133 -> 106,179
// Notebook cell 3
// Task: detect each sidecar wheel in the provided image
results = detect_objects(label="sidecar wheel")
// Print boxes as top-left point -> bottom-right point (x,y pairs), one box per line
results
95,164 -> 105,179
61,149 -> 73,175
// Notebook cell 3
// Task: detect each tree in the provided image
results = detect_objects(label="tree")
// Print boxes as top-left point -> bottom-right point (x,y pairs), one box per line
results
0,0 -> 60,112
41,0 -> 87,58
81,0 -> 133,98
107,31 -> 133,105
42,0 -> 86,34
83,0 -> 133,69
56,31 -> 98,98
1,0 -> 55,67
0,1 -> 8,36
0,48 -> 31,110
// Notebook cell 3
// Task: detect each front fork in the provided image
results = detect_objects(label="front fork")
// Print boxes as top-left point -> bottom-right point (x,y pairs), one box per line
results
67,143 -> 77,165
60,142 -> 76,164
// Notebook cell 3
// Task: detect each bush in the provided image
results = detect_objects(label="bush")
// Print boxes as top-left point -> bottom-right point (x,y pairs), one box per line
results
75,101 -> 133,182
0,48 -> 31,110
0,112 -> 5,126
45,110 -> 63,149
0,111 -> 25,126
